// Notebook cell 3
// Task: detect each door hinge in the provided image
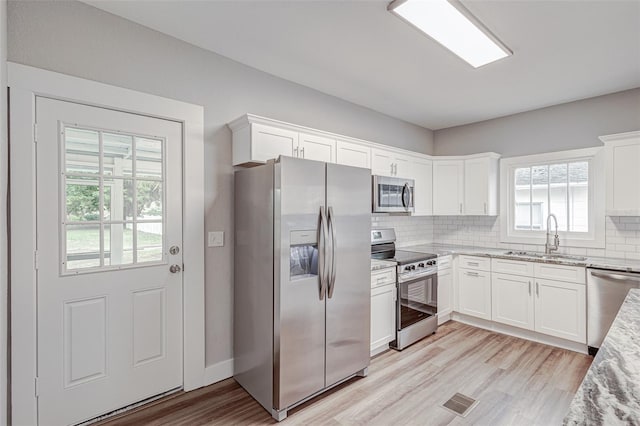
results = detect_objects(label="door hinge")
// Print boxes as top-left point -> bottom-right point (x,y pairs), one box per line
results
34,377 -> 39,397
34,250 -> 39,270
33,123 -> 38,143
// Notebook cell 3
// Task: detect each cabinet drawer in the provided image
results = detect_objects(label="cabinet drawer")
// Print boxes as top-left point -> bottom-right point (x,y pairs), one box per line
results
458,255 -> 490,271
491,258 -> 534,277
371,268 -> 396,288
438,255 -> 452,271
534,263 -> 585,284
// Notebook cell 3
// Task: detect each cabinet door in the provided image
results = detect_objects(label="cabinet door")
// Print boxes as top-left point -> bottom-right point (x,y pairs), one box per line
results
251,123 -> 299,162
433,160 -> 464,215
606,137 -> 640,215
336,140 -> 371,169
411,157 -> 433,216
299,132 -> 336,163
491,273 -> 534,330
371,284 -> 396,354
393,152 -> 412,179
457,268 -> 491,320
464,157 -> 489,215
371,148 -> 395,177
534,278 -> 586,343
437,268 -> 452,324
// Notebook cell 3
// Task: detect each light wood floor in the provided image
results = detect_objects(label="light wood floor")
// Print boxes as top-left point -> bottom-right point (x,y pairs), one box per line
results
97,321 -> 592,426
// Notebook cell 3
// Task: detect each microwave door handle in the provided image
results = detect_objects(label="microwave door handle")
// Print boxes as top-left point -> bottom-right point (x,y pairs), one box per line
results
318,206 -> 329,300
327,206 -> 337,299
402,183 -> 410,211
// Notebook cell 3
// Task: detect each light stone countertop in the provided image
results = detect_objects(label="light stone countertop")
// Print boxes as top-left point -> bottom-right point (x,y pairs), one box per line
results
370,259 -> 396,272
399,243 -> 640,273
563,289 -> 640,425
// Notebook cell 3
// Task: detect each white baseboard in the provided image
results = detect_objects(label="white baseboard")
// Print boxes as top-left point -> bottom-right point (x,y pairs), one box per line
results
452,312 -> 588,354
203,358 -> 234,386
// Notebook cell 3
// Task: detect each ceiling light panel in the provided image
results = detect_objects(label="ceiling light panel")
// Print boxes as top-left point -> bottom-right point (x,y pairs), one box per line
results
389,0 -> 512,68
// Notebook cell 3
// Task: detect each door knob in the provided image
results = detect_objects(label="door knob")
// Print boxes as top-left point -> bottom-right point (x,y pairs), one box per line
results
170,264 -> 182,273
169,245 -> 180,255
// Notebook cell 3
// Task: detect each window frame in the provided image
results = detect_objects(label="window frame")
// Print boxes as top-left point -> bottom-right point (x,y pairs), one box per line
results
500,147 -> 605,248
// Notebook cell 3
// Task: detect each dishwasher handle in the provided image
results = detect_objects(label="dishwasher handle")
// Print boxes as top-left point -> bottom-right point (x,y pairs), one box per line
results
590,270 -> 640,283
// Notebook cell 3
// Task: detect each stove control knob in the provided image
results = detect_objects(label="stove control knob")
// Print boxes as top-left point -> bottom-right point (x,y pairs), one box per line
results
418,263 -> 425,268
410,265 -> 416,270
404,266 -> 412,271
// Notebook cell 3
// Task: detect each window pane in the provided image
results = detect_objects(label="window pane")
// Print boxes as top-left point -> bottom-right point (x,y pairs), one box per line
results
103,133 -> 133,177
569,162 -> 589,232
549,164 -> 568,231
136,137 -> 163,179
66,225 -> 101,270
137,180 -> 163,220
514,167 -> 531,230
103,223 -> 134,266
65,128 -> 99,175
136,223 -> 163,263
531,166 -> 548,230
103,178 -> 134,221
65,176 -> 100,222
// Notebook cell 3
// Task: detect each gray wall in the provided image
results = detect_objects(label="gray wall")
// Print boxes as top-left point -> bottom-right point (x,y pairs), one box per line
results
7,0 -> 434,369
434,88 -> 640,157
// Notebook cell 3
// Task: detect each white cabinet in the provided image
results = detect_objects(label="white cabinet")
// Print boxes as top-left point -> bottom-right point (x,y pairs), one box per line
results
371,148 -> 412,178
437,256 -> 452,324
370,267 -> 396,356
232,122 -> 299,165
298,132 -> 336,163
457,268 -> 492,321
601,131 -> 640,216
464,156 -> 499,215
336,140 -> 371,169
433,160 -> 464,215
491,273 -> 534,330
534,278 -> 586,343
411,157 -> 433,216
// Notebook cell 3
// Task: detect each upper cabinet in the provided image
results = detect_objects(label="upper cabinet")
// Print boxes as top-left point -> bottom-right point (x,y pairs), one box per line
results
336,140 -> 371,169
433,160 -> 464,215
371,148 -> 412,178
601,131 -> 640,216
411,157 -> 433,216
298,132 -> 336,163
433,154 -> 500,216
464,155 -> 499,215
236,123 -> 299,165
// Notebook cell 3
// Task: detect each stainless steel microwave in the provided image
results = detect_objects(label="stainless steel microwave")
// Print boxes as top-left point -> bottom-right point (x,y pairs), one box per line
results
372,175 -> 415,213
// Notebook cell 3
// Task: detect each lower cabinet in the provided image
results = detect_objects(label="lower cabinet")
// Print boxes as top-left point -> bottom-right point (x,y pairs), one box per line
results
370,283 -> 396,355
491,273 -> 535,330
458,268 -> 492,321
437,264 -> 452,324
534,278 -> 586,343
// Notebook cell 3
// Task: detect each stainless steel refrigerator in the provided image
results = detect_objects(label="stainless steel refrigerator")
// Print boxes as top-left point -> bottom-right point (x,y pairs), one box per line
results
234,156 -> 371,421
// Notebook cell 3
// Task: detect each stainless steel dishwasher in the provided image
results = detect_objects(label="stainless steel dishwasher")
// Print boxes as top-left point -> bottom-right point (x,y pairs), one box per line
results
587,268 -> 640,355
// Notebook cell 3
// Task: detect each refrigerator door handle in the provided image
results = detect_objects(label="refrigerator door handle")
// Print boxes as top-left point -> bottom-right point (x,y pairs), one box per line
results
318,206 -> 329,300
327,206 -> 337,299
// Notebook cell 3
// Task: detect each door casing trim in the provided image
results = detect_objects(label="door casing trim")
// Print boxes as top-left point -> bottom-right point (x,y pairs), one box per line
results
8,62 -> 205,425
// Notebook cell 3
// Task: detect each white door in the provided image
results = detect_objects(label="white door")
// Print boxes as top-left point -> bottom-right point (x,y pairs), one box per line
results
371,148 -> 395,177
299,132 -> 336,162
457,268 -> 492,320
251,123 -> 299,162
464,157 -> 490,215
35,97 -> 183,425
433,160 -> 464,215
491,273 -> 535,330
336,140 -> 370,169
437,268 -> 452,324
411,157 -> 433,216
392,152 -> 412,179
370,284 -> 396,355
534,278 -> 586,343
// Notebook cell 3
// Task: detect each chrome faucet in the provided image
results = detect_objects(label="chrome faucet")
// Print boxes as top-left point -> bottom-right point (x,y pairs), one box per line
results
545,214 -> 560,254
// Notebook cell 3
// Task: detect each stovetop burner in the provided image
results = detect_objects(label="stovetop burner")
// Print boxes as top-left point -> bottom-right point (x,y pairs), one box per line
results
371,249 -> 437,265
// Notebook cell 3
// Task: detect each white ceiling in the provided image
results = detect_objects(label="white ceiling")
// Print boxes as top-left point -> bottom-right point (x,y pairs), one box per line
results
84,0 -> 640,130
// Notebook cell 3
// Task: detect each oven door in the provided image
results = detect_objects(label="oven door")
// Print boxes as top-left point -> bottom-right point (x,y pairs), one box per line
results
372,175 -> 415,213
397,273 -> 437,330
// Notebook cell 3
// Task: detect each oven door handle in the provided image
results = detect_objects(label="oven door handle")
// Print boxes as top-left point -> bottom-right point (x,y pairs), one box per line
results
327,206 -> 337,299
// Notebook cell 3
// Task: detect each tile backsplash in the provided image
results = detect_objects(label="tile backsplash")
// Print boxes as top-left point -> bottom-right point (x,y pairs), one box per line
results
371,215 -> 433,247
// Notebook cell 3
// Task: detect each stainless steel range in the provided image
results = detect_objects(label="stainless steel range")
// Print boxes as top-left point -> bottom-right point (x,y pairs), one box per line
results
371,229 -> 438,350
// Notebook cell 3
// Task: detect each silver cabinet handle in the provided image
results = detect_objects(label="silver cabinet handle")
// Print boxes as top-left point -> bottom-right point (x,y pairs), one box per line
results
318,206 -> 329,300
528,281 -> 531,295
293,146 -> 299,157
327,206 -> 337,298
466,271 -> 479,277
459,203 -> 463,214
300,147 -> 305,158
536,282 -> 540,296
467,262 -> 479,266
484,202 -> 487,214
169,264 -> 182,273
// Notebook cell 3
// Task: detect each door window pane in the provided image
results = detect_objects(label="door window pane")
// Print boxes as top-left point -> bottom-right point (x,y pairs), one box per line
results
62,126 -> 167,273
65,128 -> 100,175
66,225 -> 101,270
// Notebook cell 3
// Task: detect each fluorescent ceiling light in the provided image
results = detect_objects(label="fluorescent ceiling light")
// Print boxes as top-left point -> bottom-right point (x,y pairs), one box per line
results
388,0 -> 512,68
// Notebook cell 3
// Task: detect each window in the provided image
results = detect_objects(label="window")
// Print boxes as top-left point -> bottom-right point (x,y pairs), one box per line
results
500,148 -> 605,248
62,126 -> 165,272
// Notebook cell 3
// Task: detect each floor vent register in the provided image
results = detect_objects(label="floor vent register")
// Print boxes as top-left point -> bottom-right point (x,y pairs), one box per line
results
442,393 -> 479,417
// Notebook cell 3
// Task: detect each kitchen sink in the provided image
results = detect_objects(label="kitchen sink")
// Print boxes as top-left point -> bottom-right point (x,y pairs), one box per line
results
503,251 -> 587,262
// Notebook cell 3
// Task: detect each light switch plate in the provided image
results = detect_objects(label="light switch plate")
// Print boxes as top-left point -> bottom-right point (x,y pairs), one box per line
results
208,231 -> 224,247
